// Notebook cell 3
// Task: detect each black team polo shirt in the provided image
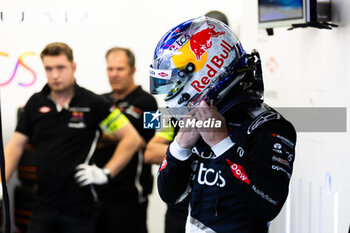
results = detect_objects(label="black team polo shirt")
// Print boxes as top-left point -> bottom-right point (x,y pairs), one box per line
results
16,83 -> 114,206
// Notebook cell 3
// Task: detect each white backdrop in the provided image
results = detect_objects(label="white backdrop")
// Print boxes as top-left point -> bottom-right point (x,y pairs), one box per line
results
1,0 -> 350,232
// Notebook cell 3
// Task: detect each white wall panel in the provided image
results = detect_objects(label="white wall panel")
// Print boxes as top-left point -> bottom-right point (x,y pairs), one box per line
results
240,0 -> 350,232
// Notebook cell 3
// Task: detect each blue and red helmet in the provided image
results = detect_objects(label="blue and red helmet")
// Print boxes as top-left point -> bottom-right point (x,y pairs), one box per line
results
150,16 -> 251,117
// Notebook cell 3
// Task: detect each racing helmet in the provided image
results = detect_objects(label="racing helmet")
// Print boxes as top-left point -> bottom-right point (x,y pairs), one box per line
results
150,16 -> 263,118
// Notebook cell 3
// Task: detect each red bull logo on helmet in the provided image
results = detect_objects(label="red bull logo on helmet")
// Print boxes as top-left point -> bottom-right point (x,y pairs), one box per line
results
190,40 -> 233,93
173,42 -> 207,72
190,24 -> 225,61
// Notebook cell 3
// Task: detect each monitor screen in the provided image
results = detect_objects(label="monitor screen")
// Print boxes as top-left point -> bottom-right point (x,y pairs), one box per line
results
258,0 -> 307,28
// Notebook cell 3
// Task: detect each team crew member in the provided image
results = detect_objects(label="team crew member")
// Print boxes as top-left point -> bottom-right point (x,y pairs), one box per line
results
150,17 -> 297,232
145,122 -> 189,233
93,47 -> 157,233
1,42 -> 143,233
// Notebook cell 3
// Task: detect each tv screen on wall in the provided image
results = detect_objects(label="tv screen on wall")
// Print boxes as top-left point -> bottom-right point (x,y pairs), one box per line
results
258,0 -> 308,28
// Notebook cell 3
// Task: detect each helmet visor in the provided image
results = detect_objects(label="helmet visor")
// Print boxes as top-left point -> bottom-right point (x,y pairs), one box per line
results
149,67 -> 174,95
150,66 -> 189,98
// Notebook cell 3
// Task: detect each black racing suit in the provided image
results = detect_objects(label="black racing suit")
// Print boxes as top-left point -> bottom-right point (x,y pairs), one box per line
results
157,102 -> 296,233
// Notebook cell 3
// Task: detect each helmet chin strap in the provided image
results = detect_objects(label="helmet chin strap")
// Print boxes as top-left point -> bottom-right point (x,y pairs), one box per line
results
212,71 -> 246,105
218,86 -> 263,117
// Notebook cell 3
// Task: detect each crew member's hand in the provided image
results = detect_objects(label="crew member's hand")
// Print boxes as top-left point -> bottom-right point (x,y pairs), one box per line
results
194,101 -> 228,147
74,164 -> 109,186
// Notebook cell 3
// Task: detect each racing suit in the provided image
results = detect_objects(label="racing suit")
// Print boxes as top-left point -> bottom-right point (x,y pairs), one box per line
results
157,102 -> 296,233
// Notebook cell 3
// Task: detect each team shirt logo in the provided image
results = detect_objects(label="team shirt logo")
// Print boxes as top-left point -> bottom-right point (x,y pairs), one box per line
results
39,106 -> 51,113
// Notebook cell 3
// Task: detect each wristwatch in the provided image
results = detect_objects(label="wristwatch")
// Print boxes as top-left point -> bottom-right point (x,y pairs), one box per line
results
102,167 -> 111,182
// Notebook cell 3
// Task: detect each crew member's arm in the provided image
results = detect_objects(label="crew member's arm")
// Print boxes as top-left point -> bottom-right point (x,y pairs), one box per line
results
75,109 -> 143,186
96,132 -> 118,148
2,132 -> 28,182
144,125 -> 175,165
144,136 -> 170,165
1,104 -> 31,199
103,122 -> 144,177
